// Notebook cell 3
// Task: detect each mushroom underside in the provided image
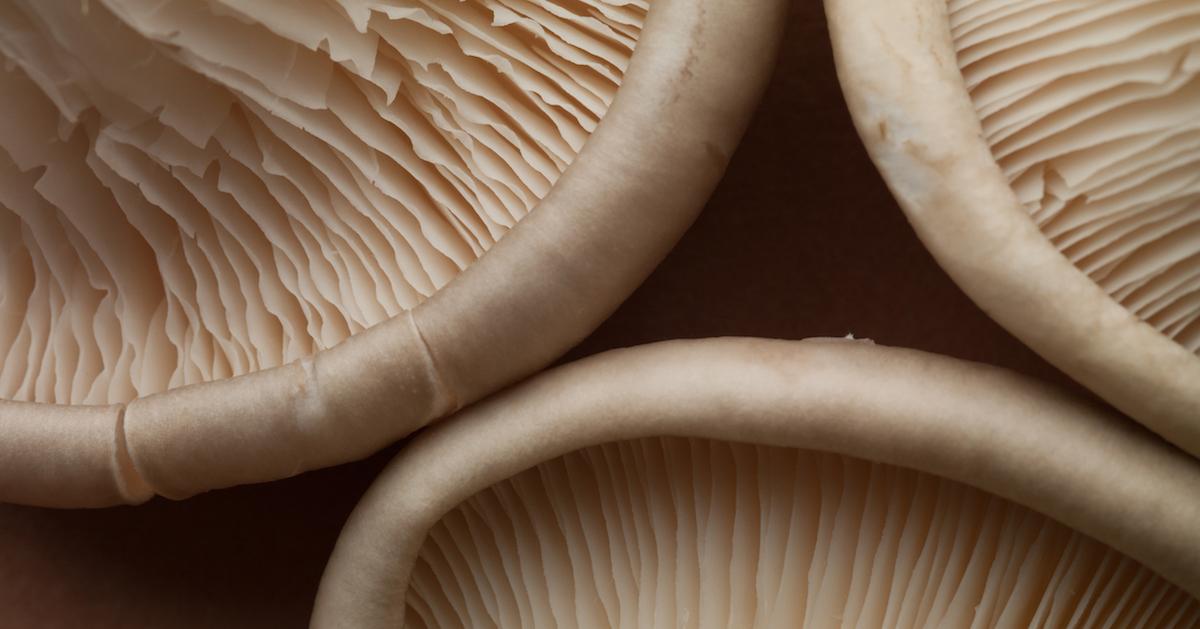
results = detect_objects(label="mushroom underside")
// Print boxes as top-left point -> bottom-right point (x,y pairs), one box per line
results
406,437 -> 1200,629
950,0 -> 1200,352
0,0 -> 646,404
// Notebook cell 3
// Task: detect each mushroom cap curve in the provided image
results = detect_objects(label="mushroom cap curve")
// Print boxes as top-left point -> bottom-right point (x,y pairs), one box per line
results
824,0 -> 1200,457
0,0 -> 789,507
311,338 -> 1200,627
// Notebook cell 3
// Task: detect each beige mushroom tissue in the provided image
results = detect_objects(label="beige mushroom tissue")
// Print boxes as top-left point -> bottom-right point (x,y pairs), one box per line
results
827,0 -> 1200,458
0,0 -> 788,507
952,0 -> 1200,354
312,339 -> 1200,628
405,439 -> 1200,628
0,0 -> 646,405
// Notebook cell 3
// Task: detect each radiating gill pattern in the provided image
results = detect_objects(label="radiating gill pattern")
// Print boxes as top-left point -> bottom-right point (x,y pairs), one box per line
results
949,0 -> 1200,353
407,438 -> 1200,628
0,0 -> 646,404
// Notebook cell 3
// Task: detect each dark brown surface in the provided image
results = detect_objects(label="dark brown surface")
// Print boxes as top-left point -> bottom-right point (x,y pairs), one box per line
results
0,5 -> 1089,628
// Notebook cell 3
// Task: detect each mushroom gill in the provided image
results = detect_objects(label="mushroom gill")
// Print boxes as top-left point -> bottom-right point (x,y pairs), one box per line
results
0,0 -> 646,405
406,438 -> 1200,628
949,0 -> 1200,352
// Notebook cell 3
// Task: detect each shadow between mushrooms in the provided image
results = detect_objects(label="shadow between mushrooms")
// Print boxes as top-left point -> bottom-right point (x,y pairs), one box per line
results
825,0 -> 1200,456
312,339 -> 1200,628
0,0 -> 787,507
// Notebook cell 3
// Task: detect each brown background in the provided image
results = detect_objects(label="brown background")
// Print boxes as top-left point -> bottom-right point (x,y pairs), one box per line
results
0,4 -> 1092,627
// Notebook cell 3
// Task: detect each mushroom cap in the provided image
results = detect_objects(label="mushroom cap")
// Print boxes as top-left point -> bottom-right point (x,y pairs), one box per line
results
825,0 -> 1200,456
0,0 -> 787,506
312,338 -> 1200,627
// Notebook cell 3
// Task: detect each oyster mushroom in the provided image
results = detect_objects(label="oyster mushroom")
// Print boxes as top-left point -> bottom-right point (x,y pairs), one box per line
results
0,0 -> 787,507
312,339 -> 1200,628
826,0 -> 1200,455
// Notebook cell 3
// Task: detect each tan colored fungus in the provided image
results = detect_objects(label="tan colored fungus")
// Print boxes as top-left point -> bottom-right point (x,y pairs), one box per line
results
826,0 -> 1200,456
406,439 -> 1199,628
0,0 -> 788,507
0,0 -> 645,405
312,339 -> 1200,628
954,0 -> 1200,352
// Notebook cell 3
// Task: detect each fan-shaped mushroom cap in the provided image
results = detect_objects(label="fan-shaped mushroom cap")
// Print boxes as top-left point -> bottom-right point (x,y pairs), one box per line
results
0,0 -> 787,507
825,0 -> 1200,456
312,338 -> 1200,628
